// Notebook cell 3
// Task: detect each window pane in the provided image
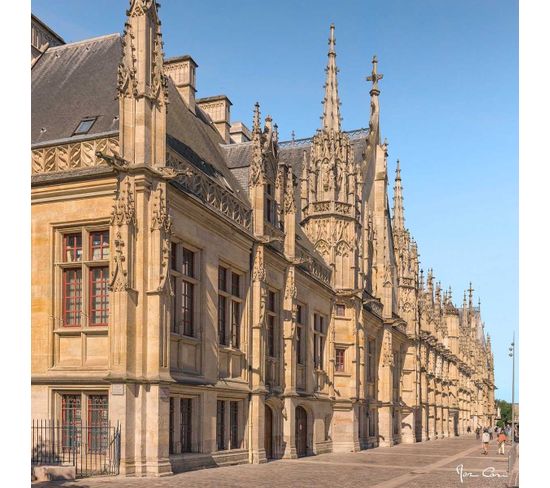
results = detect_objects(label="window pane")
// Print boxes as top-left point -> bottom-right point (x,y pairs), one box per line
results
231,301 -> 241,349
336,348 -> 345,372
216,400 -> 225,451
182,280 -> 194,337
90,267 -> 109,326
181,398 -> 192,453
218,266 -> 227,292
90,231 -> 109,260
231,272 -> 240,297
63,269 -> 82,326
64,233 -> 82,262
267,315 -> 275,357
230,401 -> 239,449
88,395 -> 108,453
296,325 -> 303,364
171,243 -> 178,271
169,398 -> 175,454
182,248 -> 194,277
268,291 -> 276,312
62,394 -> 81,451
218,296 -> 227,345
171,276 -> 178,333
335,304 -> 345,317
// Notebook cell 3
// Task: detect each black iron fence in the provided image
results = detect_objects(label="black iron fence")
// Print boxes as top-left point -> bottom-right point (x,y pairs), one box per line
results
31,419 -> 121,478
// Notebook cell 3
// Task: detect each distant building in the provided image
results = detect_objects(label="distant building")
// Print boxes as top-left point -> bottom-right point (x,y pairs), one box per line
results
31,2 -> 496,477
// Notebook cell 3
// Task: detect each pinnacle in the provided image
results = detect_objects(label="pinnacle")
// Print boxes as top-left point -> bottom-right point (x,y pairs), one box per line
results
321,23 -> 341,132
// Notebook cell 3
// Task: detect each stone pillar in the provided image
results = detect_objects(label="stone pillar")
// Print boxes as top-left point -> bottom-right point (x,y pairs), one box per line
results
282,397 -> 297,459
249,392 -> 267,463
332,403 -> 360,452
378,326 -> 394,447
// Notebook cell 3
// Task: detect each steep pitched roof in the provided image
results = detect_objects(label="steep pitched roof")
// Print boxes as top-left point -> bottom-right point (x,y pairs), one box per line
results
31,34 -> 121,146
31,32 -> 247,200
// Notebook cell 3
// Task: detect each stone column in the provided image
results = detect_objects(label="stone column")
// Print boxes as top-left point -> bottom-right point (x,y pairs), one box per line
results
378,326 -> 394,447
282,397 -> 297,458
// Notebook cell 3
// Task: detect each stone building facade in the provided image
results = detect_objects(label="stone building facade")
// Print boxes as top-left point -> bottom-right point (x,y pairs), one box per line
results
31,1 -> 496,477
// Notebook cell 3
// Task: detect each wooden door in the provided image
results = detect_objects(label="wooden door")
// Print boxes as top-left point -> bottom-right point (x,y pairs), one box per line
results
295,406 -> 308,457
265,405 -> 273,460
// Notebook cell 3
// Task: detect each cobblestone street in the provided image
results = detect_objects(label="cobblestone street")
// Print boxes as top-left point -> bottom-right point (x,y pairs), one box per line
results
34,435 -> 516,488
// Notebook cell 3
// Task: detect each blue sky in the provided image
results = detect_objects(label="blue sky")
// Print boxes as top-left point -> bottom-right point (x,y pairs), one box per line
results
32,0 -> 518,402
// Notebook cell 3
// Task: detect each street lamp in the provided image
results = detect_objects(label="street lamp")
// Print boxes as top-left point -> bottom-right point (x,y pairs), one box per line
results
508,332 -> 516,448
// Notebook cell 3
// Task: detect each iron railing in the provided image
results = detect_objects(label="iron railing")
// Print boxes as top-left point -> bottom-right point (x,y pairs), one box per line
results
31,419 -> 121,478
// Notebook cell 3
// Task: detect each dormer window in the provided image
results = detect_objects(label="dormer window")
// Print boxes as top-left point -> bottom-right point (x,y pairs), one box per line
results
73,117 -> 97,136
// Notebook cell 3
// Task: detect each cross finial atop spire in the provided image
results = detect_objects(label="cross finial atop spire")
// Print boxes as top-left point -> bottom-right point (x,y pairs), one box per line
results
367,55 -> 384,95
291,130 -> 295,143
321,23 -> 341,132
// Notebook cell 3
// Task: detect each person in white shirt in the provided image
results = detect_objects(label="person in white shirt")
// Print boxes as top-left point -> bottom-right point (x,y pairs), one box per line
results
481,429 -> 490,455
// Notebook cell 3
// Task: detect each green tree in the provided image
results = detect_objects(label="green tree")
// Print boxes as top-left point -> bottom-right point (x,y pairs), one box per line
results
496,399 -> 512,428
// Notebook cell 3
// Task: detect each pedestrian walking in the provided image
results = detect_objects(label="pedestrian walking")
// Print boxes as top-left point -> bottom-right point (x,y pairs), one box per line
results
489,426 -> 493,440
481,429 -> 490,455
467,426 -> 471,434
475,426 -> 481,440
497,430 -> 506,455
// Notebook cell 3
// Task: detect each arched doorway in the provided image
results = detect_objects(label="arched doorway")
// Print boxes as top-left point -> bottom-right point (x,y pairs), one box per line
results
265,405 -> 273,460
295,406 -> 308,457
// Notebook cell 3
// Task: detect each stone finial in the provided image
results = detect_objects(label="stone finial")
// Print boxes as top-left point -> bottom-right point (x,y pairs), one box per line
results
253,102 -> 261,133
392,159 -> 405,231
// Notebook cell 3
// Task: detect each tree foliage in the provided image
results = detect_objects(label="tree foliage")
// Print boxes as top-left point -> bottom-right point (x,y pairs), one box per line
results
496,399 -> 512,428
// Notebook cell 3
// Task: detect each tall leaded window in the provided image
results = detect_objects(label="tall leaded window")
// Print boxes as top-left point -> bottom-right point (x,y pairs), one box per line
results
88,395 -> 109,453
335,347 -> 346,372
61,394 -> 81,451
367,338 -> 376,383
267,291 -> 277,358
218,265 -> 243,348
216,400 -> 225,451
63,269 -> 82,326
181,398 -> 192,453
265,183 -> 275,224
230,401 -> 239,449
314,313 -> 326,369
59,228 -> 109,328
170,243 -> 200,337
296,304 -> 305,365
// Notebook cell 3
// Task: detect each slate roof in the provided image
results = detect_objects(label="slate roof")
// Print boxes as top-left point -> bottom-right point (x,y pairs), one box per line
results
222,128 -> 370,190
31,32 -> 247,202
31,34 -> 121,145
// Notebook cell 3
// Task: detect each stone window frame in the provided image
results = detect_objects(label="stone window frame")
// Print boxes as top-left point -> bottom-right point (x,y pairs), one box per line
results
215,397 -> 245,452
54,223 -> 111,331
53,389 -> 110,438
334,346 -> 347,374
295,302 -> 306,365
170,241 -> 201,339
217,262 -> 244,350
266,288 -> 279,359
169,393 -> 201,455
313,312 -> 327,371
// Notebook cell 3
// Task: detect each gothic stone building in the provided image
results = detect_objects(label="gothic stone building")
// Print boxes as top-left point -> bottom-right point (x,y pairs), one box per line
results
31,1 -> 496,477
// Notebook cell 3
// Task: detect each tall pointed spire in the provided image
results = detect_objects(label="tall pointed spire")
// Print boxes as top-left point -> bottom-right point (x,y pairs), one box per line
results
392,159 -> 405,231
321,23 -> 341,132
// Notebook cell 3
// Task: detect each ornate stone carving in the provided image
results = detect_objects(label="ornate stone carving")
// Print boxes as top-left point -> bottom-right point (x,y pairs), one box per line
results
150,184 -> 172,234
253,250 -> 266,283
110,231 -> 128,292
167,151 -> 252,231
284,267 -> 297,301
382,331 -> 394,367
111,176 -> 136,227
117,21 -> 138,98
31,137 -> 119,175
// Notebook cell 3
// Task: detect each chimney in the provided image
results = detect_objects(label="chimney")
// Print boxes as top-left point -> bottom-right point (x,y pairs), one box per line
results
196,95 -> 232,144
164,55 -> 198,114
230,122 -> 251,143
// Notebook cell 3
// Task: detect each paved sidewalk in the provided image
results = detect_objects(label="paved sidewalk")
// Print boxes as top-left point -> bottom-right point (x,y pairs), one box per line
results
33,436 -> 513,488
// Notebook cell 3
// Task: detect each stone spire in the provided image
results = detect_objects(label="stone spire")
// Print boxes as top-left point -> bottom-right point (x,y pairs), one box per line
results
321,23 -> 341,132
392,159 -> 405,231
468,282 -> 474,310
